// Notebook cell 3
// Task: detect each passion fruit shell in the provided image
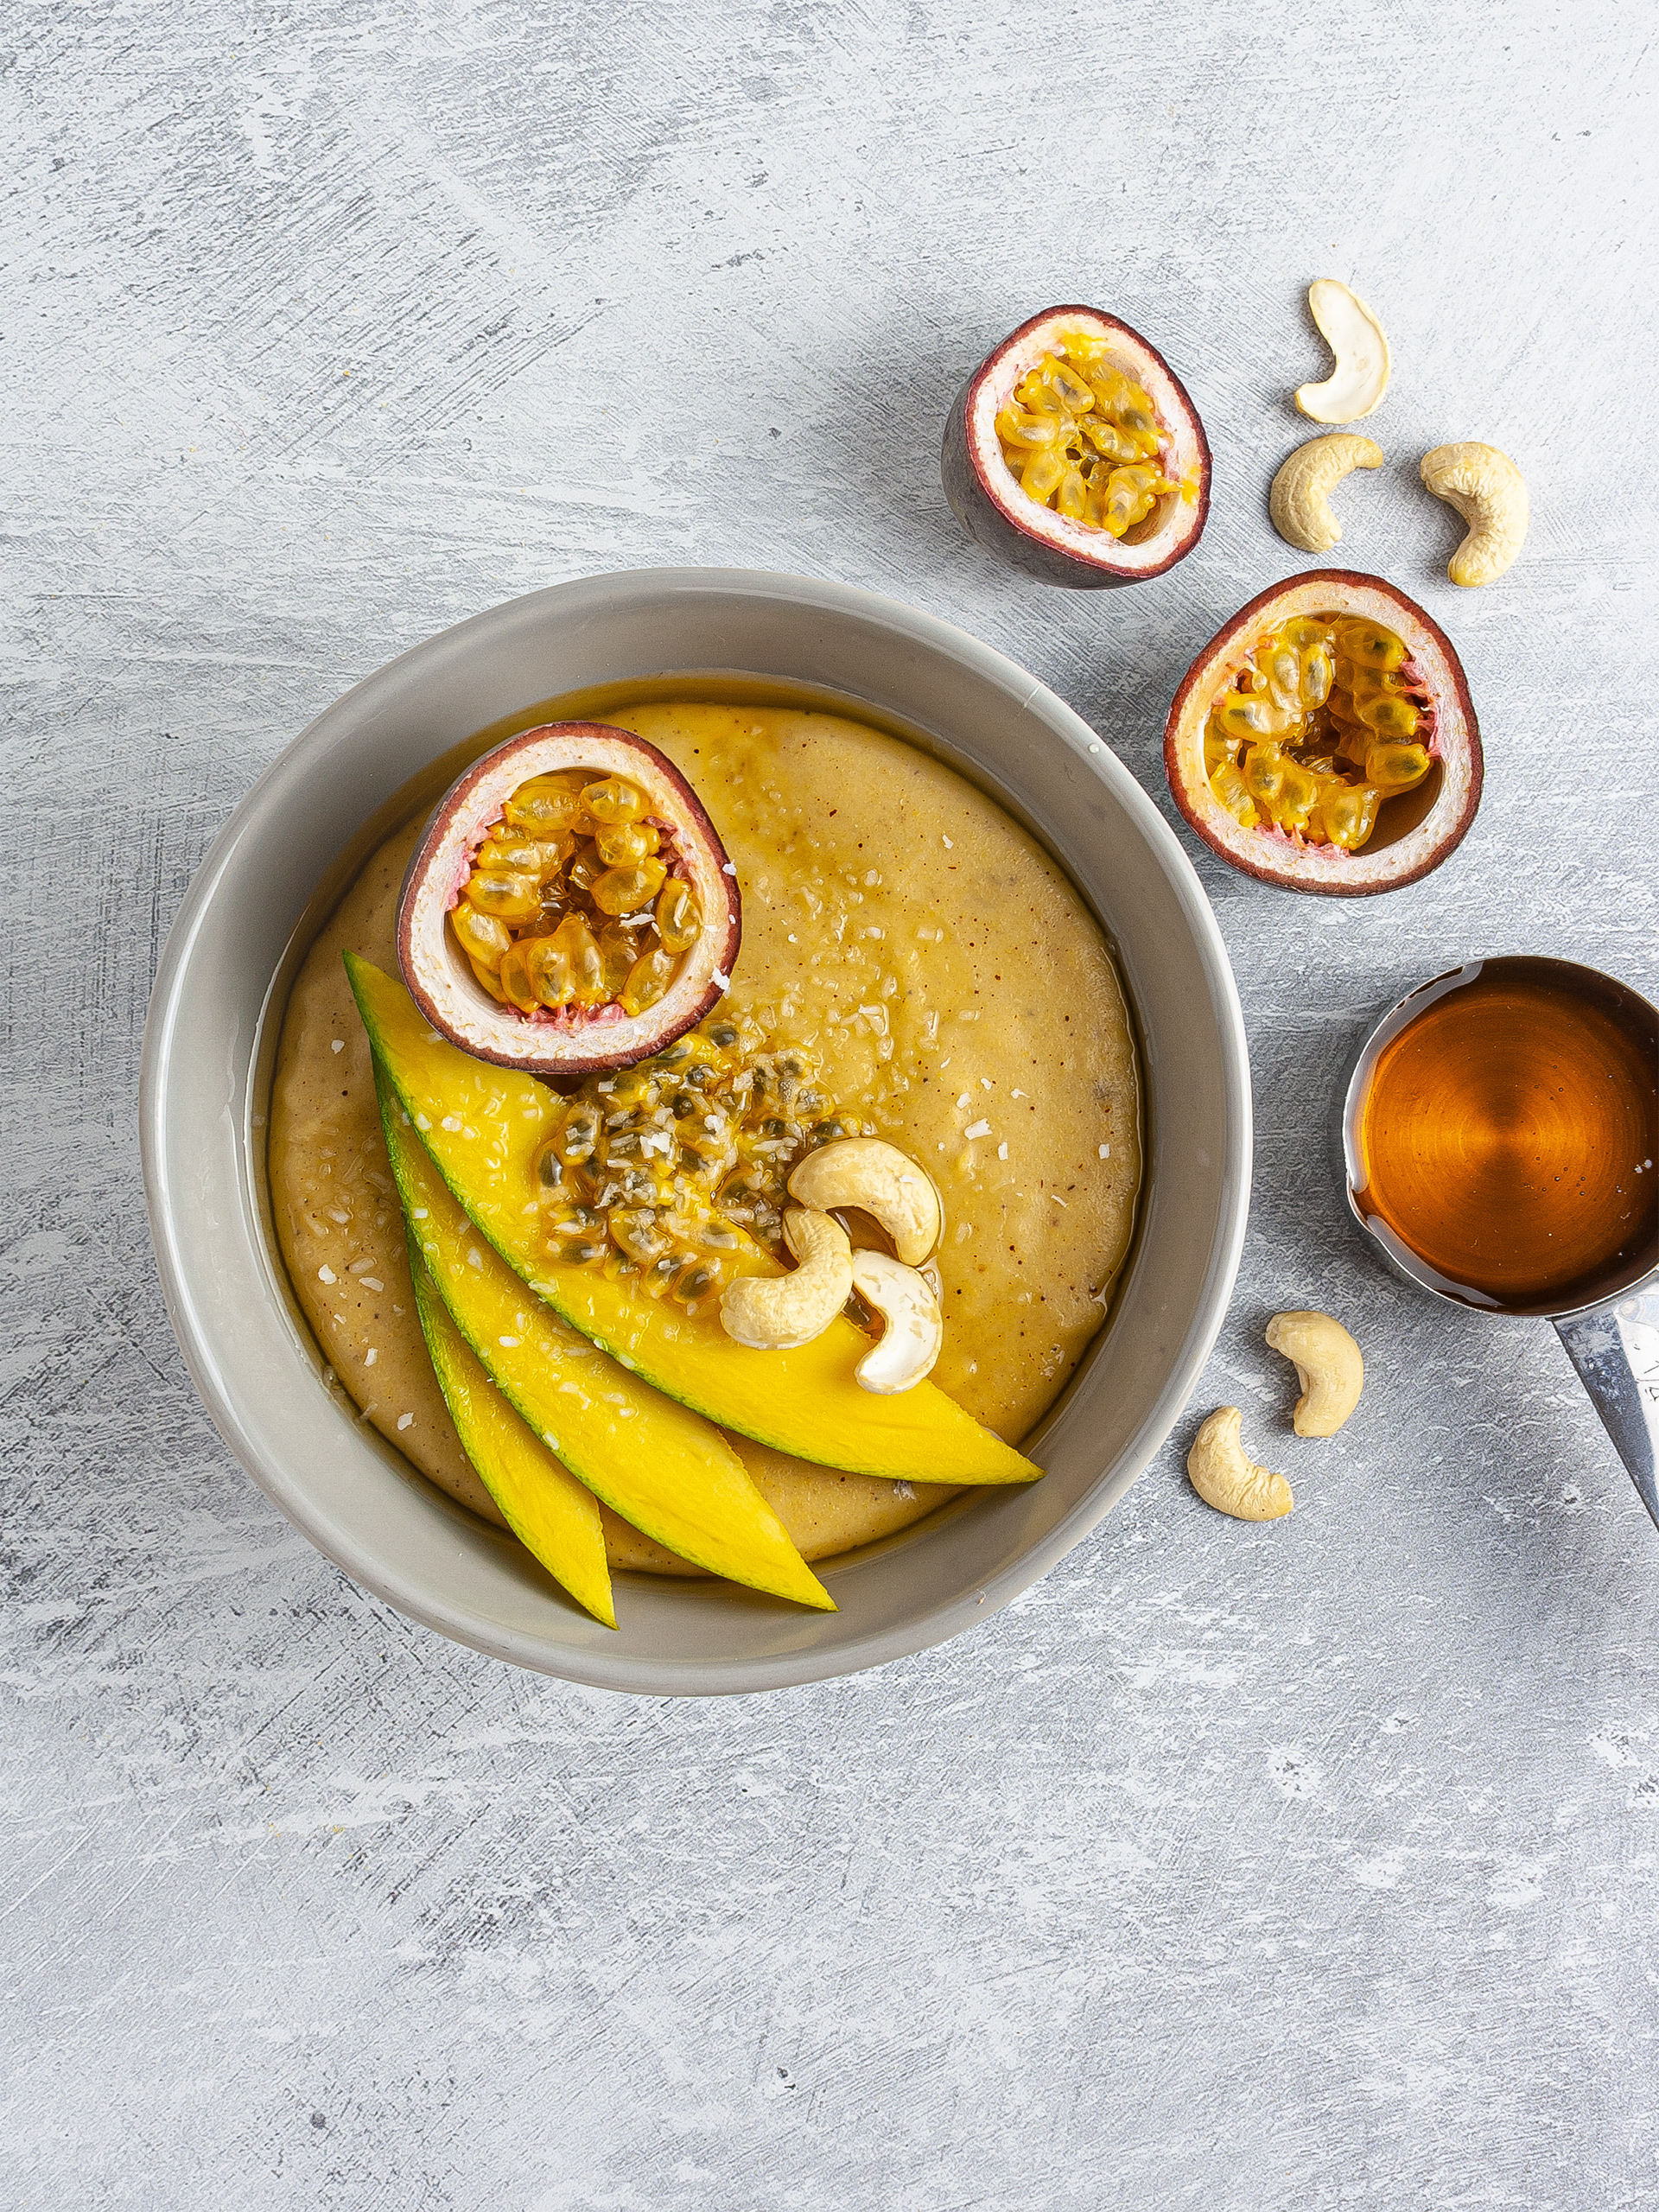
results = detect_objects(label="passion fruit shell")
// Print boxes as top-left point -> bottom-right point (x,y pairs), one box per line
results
1164,572 -> 1482,896
941,304 -> 1211,588
397,721 -> 742,1076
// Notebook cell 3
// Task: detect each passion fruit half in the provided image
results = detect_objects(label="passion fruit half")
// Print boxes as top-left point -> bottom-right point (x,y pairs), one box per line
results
942,304 -> 1211,588
397,721 -> 742,1076
1164,572 -> 1482,896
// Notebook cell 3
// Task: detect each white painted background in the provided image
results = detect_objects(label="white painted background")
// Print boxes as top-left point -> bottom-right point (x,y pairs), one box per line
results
3,3 -> 1656,2206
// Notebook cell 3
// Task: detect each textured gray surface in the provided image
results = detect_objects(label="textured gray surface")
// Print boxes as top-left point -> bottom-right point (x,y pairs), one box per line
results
3,3 -> 1656,2206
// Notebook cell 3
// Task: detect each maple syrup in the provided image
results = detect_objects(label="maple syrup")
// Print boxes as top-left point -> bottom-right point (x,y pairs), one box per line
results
1349,958 -> 1657,1314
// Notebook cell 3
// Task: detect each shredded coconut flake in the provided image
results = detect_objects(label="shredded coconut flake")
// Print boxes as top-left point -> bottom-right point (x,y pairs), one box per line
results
364,1349 -> 378,1366
330,1039 -> 345,1053
997,1142 -> 1008,1160
1099,1144 -> 1111,1159
317,1266 -> 336,1284
499,1335 -> 521,1348
964,1118 -> 992,1141
397,1413 -> 414,1431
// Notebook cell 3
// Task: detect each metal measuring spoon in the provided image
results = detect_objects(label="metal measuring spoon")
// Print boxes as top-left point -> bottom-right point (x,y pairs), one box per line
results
1342,957 -> 1659,1529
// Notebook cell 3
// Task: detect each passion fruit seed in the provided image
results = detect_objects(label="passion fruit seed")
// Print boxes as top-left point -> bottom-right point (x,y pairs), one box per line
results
656,876 -> 702,954
524,931 -> 575,1010
594,822 -> 659,867
498,943 -> 539,1014
467,869 -> 541,925
449,770 -> 702,1025
449,904 -> 512,969
592,859 -> 669,916
620,944 -> 677,1017
582,776 -> 647,825
1202,611 -> 1433,852
995,334 -> 1186,537
532,1025 -> 871,1319
595,927 -> 634,996
501,774 -> 585,836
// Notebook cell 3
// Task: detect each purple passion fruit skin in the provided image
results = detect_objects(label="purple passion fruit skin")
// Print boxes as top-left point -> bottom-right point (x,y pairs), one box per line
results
942,305 -> 1211,588
1163,572 -> 1483,897
397,722 -> 742,1077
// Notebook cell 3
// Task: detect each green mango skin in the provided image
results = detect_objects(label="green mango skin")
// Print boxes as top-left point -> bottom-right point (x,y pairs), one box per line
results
347,955 -> 1039,1489
374,1062 -> 834,1611
406,1240 -> 617,1630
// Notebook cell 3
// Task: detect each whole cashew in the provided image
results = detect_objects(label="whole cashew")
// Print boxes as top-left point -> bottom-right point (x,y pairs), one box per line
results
787,1137 -> 943,1266
1295,278 -> 1391,423
1266,1311 -> 1364,1437
1187,1408 -> 1293,1522
848,1250 -> 943,1394
1269,434 -> 1384,553
719,1208 -> 852,1350
1420,442 -> 1528,586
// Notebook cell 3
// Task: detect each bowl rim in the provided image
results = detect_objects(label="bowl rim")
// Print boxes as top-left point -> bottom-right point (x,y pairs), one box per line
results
141,565 -> 1251,1692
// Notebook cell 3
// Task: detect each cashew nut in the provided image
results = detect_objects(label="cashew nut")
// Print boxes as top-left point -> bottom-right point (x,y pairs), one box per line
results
1266,1310 -> 1364,1437
1186,1408 -> 1293,1522
1268,433 -> 1383,553
719,1209 -> 852,1350
1420,441 -> 1528,586
787,1137 -> 943,1266
1295,278 -> 1391,423
848,1250 -> 943,1395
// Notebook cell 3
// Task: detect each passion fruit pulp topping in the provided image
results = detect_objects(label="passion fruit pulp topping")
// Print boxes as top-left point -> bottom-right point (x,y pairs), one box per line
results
995,334 -> 1185,537
533,1020 -> 865,1321
453,769 -> 704,1022
1203,611 -> 1436,852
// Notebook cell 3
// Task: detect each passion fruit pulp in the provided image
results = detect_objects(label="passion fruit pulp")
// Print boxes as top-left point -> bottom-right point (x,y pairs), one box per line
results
1163,573 -> 1482,896
533,1022 -> 868,1319
398,722 -> 742,1076
942,305 -> 1211,588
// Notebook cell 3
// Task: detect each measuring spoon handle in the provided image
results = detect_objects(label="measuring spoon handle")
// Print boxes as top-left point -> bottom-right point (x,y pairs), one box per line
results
1554,1285 -> 1659,1530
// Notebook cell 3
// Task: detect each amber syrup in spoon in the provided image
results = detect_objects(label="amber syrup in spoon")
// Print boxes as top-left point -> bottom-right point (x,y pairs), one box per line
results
1350,959 -> 1658,1314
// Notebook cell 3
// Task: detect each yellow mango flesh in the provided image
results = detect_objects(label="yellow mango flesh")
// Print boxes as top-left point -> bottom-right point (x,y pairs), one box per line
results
347,956 -> 1038,1487
406,1241 -> 617,1630
374,1063 -> 833,1611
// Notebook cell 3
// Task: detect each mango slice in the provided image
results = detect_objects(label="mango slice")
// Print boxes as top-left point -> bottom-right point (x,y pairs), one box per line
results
348,956 -> 1039,1488
406,1240 -> 617,1629
374,1065 -> 834,1611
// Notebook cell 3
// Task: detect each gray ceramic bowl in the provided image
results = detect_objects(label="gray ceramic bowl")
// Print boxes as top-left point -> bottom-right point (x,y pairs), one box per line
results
142,569 -> 1250,1693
